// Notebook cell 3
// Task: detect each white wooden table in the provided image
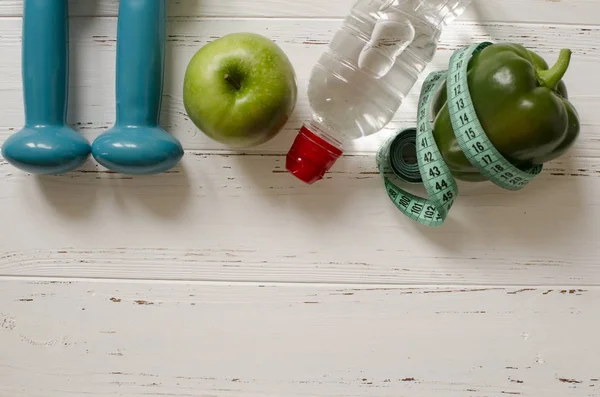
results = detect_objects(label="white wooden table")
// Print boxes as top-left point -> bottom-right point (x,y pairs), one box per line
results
1,1 -> 599,395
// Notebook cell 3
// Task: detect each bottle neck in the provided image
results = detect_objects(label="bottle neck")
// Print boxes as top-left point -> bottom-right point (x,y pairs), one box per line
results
305,119 -> 345,152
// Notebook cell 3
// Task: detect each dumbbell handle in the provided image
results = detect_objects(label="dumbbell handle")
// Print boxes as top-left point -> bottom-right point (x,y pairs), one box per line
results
22,0 -> 69,126
115,0 -> 166,127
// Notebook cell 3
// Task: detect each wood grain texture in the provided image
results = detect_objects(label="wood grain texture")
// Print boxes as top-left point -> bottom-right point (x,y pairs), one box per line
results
0,153 -> 598,285
1,279 -> 599,397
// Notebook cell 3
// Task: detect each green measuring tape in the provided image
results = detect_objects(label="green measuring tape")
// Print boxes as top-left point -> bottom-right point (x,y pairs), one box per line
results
376,42 -> 544,226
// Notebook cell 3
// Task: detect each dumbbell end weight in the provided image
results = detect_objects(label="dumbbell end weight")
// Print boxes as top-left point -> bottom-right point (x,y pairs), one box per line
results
2,126 -> 91,175
92,126 -> 183,175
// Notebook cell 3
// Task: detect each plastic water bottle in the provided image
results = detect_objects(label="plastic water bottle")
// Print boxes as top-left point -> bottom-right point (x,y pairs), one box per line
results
286,0 -> 472,184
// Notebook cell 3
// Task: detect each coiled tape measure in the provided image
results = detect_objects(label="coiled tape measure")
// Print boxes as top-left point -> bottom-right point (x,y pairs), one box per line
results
376,42 -> 544,226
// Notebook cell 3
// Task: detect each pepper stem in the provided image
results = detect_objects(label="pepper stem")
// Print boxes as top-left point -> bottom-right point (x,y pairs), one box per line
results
537,49 -> 572,90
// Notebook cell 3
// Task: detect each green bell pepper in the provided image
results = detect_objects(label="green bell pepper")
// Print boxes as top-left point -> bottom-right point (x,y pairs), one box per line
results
430,43 -> 581,182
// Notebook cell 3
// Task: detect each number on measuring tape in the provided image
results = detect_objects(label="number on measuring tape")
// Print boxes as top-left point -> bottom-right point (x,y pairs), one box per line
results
375,69 -> 457,226
447,42 -> 543,191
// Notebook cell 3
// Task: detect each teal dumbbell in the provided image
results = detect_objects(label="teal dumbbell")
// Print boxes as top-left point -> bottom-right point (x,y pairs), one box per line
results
1,0 -> 91,174
91,0 -> 184,175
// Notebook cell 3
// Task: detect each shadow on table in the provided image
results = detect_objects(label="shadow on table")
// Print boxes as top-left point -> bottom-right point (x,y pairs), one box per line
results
231,152 -> 361,224
35,160 -> 193,220
41,2 -> 193,221
401,158 -> 586,252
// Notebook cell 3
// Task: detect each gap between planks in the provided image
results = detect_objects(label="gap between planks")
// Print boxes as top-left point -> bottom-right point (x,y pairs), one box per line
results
1,14 -> 600,28
0,275 -> 596,290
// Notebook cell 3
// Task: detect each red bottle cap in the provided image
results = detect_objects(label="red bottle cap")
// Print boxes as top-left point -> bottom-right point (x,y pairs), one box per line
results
286,125 -> 343,184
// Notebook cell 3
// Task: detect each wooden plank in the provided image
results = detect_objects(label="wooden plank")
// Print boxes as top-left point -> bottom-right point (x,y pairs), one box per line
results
1,279 -> 598,397
0,151 -> 599,285
0,18 -> 597,153
0,0 -> 598,24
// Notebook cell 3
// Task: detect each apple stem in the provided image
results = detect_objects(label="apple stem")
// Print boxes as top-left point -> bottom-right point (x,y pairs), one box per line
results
224,74 -> 241,91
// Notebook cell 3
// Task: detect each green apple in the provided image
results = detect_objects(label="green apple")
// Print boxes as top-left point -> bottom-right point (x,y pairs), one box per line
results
183,32 -> 298,148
